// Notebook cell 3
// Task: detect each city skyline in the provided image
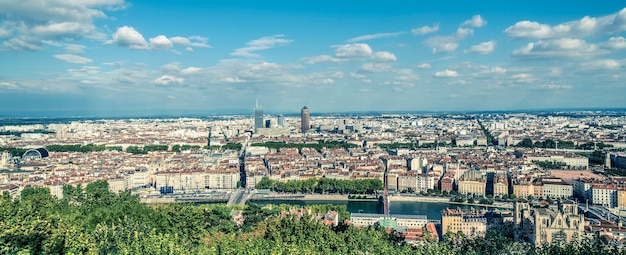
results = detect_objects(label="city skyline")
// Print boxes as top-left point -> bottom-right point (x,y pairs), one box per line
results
1,1 -> 626,116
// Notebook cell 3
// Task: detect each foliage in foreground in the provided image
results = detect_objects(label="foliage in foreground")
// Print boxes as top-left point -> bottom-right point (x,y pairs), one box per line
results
1,181 -> 625,254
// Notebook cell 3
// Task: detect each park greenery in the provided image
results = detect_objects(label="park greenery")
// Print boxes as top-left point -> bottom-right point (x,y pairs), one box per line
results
516,138 -> 613,150
255,177 -> 383,194
476,119 -> 496,145
0,146 -> 29,157
0,142 -> 244,158
204,142 -> 243,151
46,143 -> 123,153
376,142 -> 439,150
2,181 -> 623,254
250,140 -> 358,152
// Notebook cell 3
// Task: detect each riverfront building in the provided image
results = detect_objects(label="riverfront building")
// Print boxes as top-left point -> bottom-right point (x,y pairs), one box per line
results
441,208 -> 487,238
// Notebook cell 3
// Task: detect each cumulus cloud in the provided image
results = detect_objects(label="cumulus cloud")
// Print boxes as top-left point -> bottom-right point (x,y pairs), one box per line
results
371,51 -> 397,62
231,34 -> 292,57
305,43 -> 395,64
582,59 -> 622,69
462,15 -> 487,28
335,43 -> 373,58
465,40 -> 495,54
0,0 -> 126,50
505,7 -> 626,39
1,36 -> 43,51
425,36 -> 459,54
54,54 -> 92,64
170,36 -> 211,48
512,38 -> 602,59
434,69 -> 459,77
107,26 -> 148,50
149,35 -> 173,50
359,63 -> 391,73
416,63 -> 431,69
412,24 -> 440,35
154,75 -> 184,86
511,73 -> 536,83
347,32 -> 403,42
483,66 -> 507,74
604,36 -> 626,49
423,15 -> 486,54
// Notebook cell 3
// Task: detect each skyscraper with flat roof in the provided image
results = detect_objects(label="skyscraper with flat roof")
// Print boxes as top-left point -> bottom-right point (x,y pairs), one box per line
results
301,106 -> 310,133
254,99 -> 263,132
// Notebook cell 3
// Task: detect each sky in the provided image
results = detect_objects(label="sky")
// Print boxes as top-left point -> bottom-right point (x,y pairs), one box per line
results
1,0 -> 626,116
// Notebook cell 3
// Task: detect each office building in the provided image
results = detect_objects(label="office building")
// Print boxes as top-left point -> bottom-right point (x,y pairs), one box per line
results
277,114 -> 284,127
254,99 -> 263,132
301,106 -> 310,133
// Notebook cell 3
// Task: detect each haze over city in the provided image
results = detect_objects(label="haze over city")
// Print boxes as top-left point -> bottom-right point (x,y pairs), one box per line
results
1,1 -> 626,116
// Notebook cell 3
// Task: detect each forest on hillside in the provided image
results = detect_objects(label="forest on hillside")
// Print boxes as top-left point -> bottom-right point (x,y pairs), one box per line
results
1,181 -> 624,255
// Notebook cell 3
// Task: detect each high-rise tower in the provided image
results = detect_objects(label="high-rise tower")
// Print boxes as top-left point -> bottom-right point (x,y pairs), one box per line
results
254,99 -> 263,132
301,106 -> 310,133
277,114 -> 284,127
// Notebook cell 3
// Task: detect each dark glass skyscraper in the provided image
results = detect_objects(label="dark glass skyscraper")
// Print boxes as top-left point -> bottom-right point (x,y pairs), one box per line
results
301,106 -> 310,133
254,99 -> 263,132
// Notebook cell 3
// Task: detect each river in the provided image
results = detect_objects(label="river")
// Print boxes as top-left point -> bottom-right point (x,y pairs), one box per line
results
252,200 -> 488,221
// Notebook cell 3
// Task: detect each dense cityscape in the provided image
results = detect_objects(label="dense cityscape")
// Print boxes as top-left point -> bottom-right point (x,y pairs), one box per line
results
3,0 -> 626,254
2,106 -> 626,253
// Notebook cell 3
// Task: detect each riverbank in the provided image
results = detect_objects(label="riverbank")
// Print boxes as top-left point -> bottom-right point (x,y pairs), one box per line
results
140,193 -> 513,209
255,193 -> 512,209
389,195 -> 513,209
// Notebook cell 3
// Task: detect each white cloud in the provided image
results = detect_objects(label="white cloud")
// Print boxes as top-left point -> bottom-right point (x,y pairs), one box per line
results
465,40 -> 495,54
350,72 -> 367,79
0,27 -> 11,38
335,43 -> 373,58
170,36 -> 211,48
331,71 -> 344,78
455,28 -> 474,38
220,77 -> 245,83
424,15 -> 485,54
512,38 -> 601,59
65,44 -> 86,54
54,54 -> 92,64
412,24 -> 439,35
181,67 -> 203,74
231,34 -> 292,57
0,36 -> 43,51
107,26 -> 148,50
511,73 -> 536,83
371,51 -> 397,62
0,82 -> 17,89
149,35 -> 173,50
154,75 -> 184,86
304,55 -> 341,64
425,36 -> 459,54
434,69 -> 459,77
462,15 -> 487,28
0,0 -> 126,50
604,36 -> 626,49
583,59 -> 622,69
416,63 -> 431,69
347,32 -> 402,42
359,63 -> 391,73
536,83 -> 572,90
483,66 -> 507,74
505,7 -> 626,39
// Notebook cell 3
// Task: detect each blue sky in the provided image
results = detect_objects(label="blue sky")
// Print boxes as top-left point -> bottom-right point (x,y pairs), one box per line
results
1,0 -> 626,116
